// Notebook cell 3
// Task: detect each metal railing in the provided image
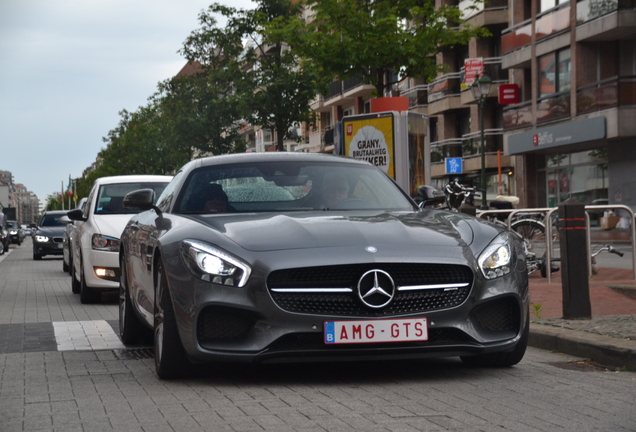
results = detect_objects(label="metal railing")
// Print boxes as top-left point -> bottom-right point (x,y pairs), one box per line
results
477,205 -> 636,283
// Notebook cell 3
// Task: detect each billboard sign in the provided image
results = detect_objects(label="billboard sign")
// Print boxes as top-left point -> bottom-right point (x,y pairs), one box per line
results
343,113 -> 395,178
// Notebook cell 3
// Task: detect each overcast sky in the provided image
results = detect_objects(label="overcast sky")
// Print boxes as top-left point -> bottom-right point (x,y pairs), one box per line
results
0,0 -> 254,206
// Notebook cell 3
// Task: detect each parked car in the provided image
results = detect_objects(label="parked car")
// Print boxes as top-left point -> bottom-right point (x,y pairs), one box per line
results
67,175 -> 172,303
8,220 -> 25,245
118,153 -> 529,379
32,211 -> 69,260
0,214 -> 10,255
63,197 -> 88,275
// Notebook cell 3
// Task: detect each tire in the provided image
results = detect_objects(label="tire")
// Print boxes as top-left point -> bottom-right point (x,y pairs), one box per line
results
461,313 -> 529,367
119,256 -> 145,344
154,261 -> 190,379
67,250 -> 74,276
0,241 -> 4,255
511,219 -> 547,257
71,261 -> 81,294
79,259 -> 100,304
33,251 -> 42,260
63,258 -> 69,273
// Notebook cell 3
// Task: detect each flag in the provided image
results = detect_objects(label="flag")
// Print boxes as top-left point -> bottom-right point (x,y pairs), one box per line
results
66,175 -> 73,197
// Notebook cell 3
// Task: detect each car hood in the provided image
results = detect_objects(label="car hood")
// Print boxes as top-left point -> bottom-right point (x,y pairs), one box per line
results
187,210 -> 479,253
93,214 -> 137,239
35,226 -> 66,237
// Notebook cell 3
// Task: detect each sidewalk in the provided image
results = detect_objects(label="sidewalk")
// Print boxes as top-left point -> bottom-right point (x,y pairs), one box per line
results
527,266 -> 636,371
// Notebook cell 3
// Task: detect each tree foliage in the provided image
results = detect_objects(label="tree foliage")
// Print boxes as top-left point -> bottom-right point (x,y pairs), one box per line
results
283,0 -> 489,96
181,0 -> 322,151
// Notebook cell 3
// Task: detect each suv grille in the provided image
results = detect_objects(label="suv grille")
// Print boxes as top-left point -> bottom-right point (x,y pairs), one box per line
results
268,263 -> 473,317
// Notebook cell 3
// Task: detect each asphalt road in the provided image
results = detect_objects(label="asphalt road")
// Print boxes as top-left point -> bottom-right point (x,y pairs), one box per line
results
1,242 -> 635,432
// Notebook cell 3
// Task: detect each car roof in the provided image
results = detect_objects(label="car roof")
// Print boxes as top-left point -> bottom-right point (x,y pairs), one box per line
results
93,174 -> 173,186
185,152 -> 371,171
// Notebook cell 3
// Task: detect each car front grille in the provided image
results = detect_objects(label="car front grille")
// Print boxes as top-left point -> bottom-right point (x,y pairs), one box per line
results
267,263 -> 473,317
472,297 -> 520,332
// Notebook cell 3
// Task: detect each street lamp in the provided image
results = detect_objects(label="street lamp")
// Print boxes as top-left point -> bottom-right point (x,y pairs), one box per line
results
471,74 -> 492,210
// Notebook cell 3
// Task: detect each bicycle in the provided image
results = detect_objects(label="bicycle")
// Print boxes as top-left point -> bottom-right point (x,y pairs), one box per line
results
443,179 -> 550,276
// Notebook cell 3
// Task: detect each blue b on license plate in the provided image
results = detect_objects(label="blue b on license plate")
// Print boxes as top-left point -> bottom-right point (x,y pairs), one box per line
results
324,318 -> 428,344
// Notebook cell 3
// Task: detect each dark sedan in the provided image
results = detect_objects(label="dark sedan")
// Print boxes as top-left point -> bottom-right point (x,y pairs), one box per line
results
32,210 -> 68,260
119,153 -> 529,379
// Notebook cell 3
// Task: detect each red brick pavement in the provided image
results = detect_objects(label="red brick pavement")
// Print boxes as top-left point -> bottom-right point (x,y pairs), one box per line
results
528,267 -> 636,318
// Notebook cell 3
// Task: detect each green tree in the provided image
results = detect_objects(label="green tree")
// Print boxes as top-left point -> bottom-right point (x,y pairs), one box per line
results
182,1 -> 322,151
282,0 -> 488,97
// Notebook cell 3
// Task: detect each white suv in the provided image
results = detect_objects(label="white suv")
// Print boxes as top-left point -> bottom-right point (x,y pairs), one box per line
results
68,175 -> 172,303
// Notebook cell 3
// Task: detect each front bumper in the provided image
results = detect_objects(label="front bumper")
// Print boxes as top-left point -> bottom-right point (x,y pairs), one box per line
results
166,257 -> 529,365
33,240 -> 64,256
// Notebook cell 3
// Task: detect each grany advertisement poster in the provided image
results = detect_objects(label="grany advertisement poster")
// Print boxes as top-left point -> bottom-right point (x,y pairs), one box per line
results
343,113 -> 395,179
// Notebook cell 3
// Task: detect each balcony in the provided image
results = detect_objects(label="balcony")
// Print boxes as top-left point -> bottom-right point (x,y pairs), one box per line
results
576,0 -> 636,41
430,131 -> 506,177
401,85 -> 429,110
502,19 -> 533,55
460,0 -> 508,25
428,72 -> 463,114
577,76 -> 636,113
460,57 -> 508,104
503,100 -> 533,130
537,92 -> 571,124
535,4 -> 571,41
321,77 -> 375,110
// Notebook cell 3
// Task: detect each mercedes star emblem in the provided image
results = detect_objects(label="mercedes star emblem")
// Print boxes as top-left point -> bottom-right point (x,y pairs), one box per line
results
357,269 -> 396,309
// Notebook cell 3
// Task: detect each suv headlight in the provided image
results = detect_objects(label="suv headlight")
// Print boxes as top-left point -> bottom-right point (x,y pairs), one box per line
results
181,240 -> 251,287
478,232 -> 514,280
92,234 -> 121,252
35,235 -> 49,242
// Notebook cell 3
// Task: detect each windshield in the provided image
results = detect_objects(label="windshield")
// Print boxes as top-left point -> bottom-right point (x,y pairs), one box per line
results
175,160 -> 415,214
40,214 -> 66,227
8,221 -> 19,229
95,182 -> 169,215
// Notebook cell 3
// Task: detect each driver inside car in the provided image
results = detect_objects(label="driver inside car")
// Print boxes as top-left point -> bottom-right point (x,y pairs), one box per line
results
321,173 -> 350,209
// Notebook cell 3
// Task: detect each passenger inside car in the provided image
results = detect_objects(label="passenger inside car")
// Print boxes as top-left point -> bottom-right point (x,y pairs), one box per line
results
202,184 -> 233,214
321,173 -> 350,209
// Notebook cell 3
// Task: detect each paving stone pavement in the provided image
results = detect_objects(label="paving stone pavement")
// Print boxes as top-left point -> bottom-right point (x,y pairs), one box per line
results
1,242 -> 636,431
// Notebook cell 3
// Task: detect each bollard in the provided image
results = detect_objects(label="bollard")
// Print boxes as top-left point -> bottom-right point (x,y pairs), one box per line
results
557,199 -> 591,319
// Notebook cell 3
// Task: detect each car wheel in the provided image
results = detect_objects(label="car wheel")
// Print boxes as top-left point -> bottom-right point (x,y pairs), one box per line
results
63,257 -> 69,273
79,260 -> 100,304
71,260 -> 81,293
33,251 -> 41,260
0,241 -> 4,255
460,313 -> 529,367
119,256 -> 145,344
154,261 -> 190,379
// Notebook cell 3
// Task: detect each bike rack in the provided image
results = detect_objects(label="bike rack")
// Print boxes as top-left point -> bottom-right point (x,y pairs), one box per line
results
478,206 -> 636,283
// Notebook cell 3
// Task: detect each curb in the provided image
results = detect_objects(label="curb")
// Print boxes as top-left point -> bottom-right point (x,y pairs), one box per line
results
609,284 -> 636,300
529,323 -> 636,371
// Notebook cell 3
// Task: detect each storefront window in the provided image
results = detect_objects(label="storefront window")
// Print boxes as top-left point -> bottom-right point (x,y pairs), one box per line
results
543,149 -> 608,207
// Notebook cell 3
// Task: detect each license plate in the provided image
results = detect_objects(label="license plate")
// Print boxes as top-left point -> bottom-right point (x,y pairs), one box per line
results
324,318 -> 428,344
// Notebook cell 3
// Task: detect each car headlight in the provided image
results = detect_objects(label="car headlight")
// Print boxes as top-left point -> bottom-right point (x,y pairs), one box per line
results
35,235 -> 49,242
478,232 -> 514,280
181,240 -> 251,287
10,230 -> 17,235
92,234 -> 121,252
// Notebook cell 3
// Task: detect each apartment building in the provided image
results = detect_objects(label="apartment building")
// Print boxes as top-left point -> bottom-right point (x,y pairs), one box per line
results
502,0 -> 636,209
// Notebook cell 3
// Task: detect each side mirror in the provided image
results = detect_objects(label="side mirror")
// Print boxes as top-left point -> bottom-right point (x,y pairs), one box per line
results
67,209 -> 87,222
123,189 -> 159,213
417,185 -> 446,208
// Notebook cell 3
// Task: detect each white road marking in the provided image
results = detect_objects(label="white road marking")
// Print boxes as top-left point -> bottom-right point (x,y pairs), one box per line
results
53,320 -> 125,351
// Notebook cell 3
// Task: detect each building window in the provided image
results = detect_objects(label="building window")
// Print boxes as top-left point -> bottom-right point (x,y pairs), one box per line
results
540,0 -> 567,13
539,48 -> 571,97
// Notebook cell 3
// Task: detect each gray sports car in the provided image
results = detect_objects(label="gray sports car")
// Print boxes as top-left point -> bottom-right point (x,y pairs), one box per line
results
119,152 -> 529,379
